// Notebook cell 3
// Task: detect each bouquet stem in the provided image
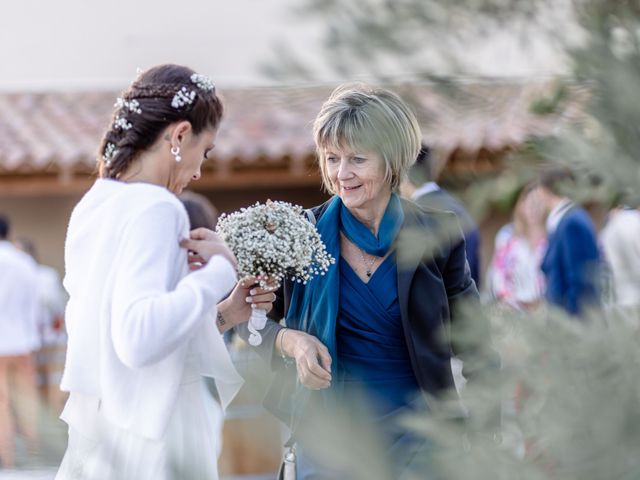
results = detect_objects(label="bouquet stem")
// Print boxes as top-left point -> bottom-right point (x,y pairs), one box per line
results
248,308 -> 268,346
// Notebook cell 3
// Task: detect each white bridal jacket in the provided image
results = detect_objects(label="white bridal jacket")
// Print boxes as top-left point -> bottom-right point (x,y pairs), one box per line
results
60,179 -> 242,440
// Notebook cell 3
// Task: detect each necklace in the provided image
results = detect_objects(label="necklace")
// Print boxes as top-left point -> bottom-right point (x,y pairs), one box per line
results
357,247 -> 376,278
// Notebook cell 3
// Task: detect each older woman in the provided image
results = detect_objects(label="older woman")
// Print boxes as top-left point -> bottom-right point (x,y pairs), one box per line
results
241,84 -> 489,478
56,64 -> 275,480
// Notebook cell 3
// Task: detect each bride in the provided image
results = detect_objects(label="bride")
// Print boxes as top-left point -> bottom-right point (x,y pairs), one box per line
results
55,64 -> 275,480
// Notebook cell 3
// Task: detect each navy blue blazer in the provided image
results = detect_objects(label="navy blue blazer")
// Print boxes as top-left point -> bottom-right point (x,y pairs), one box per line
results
414,189 -> 482,289
541,206 -> 601,316
237,198 -> 495,424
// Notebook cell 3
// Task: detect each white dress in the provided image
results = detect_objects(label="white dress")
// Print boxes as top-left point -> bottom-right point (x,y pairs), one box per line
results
56,348 -> 223,480
55,180 -> 242,479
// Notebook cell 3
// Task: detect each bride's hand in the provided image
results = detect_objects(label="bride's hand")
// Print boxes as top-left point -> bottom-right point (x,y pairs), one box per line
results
216,276 -> 279,331
180,228 -> 237,270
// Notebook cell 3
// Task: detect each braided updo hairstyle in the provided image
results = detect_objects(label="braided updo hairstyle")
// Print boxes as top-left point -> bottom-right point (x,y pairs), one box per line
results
98,64 -> 223,179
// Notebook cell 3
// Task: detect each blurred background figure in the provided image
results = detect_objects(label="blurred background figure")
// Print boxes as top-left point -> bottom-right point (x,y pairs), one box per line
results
601,204 -> 640,316
14,238 -> 68,413
0,215 -> 41,468
180,190 -> 219,231
486,184 -> 547,451
538,167 -> 602,317
488,183 -> 547,311
402,144 -> 482,288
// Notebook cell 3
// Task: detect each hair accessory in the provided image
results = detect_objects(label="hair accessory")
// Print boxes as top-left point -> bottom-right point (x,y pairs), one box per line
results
115,98 -> 142,114
171,87 -> 196,109
190,73 -> 215,92
171,145 -> 182,162
114,116 -> 133,131
103,142 -> 117,166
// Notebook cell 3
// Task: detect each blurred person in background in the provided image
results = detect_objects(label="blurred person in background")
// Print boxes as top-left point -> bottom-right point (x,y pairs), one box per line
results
239,84 -> 493,479
401,144 -> 482,288
0,215 -> 41,467
488,183 -> 547,311
15,238 -> 68,412
486,184 -> 547,450
601,202 -> 640,316
55,64 -> 275,480
538,167 -> 602,317
180,190 -> 219,232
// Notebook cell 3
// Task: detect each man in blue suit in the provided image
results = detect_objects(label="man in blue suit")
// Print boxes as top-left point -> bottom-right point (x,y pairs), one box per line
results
402,145 -> 482,288
538,168 -> 601,317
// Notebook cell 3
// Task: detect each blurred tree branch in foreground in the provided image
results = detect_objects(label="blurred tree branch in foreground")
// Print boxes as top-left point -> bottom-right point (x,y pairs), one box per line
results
260,1 -> 640,479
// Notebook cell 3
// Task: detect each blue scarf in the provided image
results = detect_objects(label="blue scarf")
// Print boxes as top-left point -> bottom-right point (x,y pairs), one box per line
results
286,193 -> 405,376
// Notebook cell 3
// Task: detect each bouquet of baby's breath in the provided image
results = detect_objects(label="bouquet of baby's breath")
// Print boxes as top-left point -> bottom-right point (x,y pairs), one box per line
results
216,200 -> 334,345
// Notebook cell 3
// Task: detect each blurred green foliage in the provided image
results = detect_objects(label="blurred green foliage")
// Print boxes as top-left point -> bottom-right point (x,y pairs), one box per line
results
261,1 -> 640,479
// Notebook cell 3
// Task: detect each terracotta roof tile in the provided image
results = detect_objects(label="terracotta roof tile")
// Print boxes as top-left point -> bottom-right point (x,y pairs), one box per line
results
0,82 -> 585,174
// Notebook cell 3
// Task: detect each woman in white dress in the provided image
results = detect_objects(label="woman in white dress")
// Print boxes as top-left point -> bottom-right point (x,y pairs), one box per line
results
55,64 -> 276,480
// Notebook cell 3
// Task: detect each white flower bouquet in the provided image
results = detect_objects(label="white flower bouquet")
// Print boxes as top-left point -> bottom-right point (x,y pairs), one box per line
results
216,200 -> 335,346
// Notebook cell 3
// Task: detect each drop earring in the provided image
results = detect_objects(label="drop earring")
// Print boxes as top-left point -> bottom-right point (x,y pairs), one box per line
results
171,146 -> 181,162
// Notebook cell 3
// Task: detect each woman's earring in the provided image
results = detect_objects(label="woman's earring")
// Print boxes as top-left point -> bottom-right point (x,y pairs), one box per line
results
171,146 -> 181,163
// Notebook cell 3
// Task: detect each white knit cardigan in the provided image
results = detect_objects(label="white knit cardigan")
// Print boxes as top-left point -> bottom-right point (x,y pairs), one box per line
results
60,179 -> 242,440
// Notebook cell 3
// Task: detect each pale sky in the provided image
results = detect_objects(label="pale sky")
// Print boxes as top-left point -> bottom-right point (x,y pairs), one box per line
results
0,0 -> 573,92
0,0 -> 325,90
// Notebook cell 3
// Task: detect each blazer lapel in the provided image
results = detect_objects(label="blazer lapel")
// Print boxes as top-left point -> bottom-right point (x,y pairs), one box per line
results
396,201 -> 437,324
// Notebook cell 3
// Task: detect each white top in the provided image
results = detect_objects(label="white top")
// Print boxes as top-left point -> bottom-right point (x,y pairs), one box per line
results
602,209 -> 640,307
36,264 -> 67,320
34,263 -> 68,344
60,179 -> 243,440
411,181 -> 440,200
0,241 -> 41,355
546,199 -> 574,234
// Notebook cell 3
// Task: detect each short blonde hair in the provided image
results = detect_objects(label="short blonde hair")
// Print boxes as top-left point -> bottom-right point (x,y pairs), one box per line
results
313,83 -> 422,194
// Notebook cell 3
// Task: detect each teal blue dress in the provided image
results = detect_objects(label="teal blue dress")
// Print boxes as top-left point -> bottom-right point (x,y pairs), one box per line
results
337,254 -> 421,420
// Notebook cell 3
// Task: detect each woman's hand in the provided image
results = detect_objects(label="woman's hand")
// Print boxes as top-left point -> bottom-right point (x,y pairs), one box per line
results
278,329 -> 332,390
180,228 -> 237,270
216,276 -> 278,333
